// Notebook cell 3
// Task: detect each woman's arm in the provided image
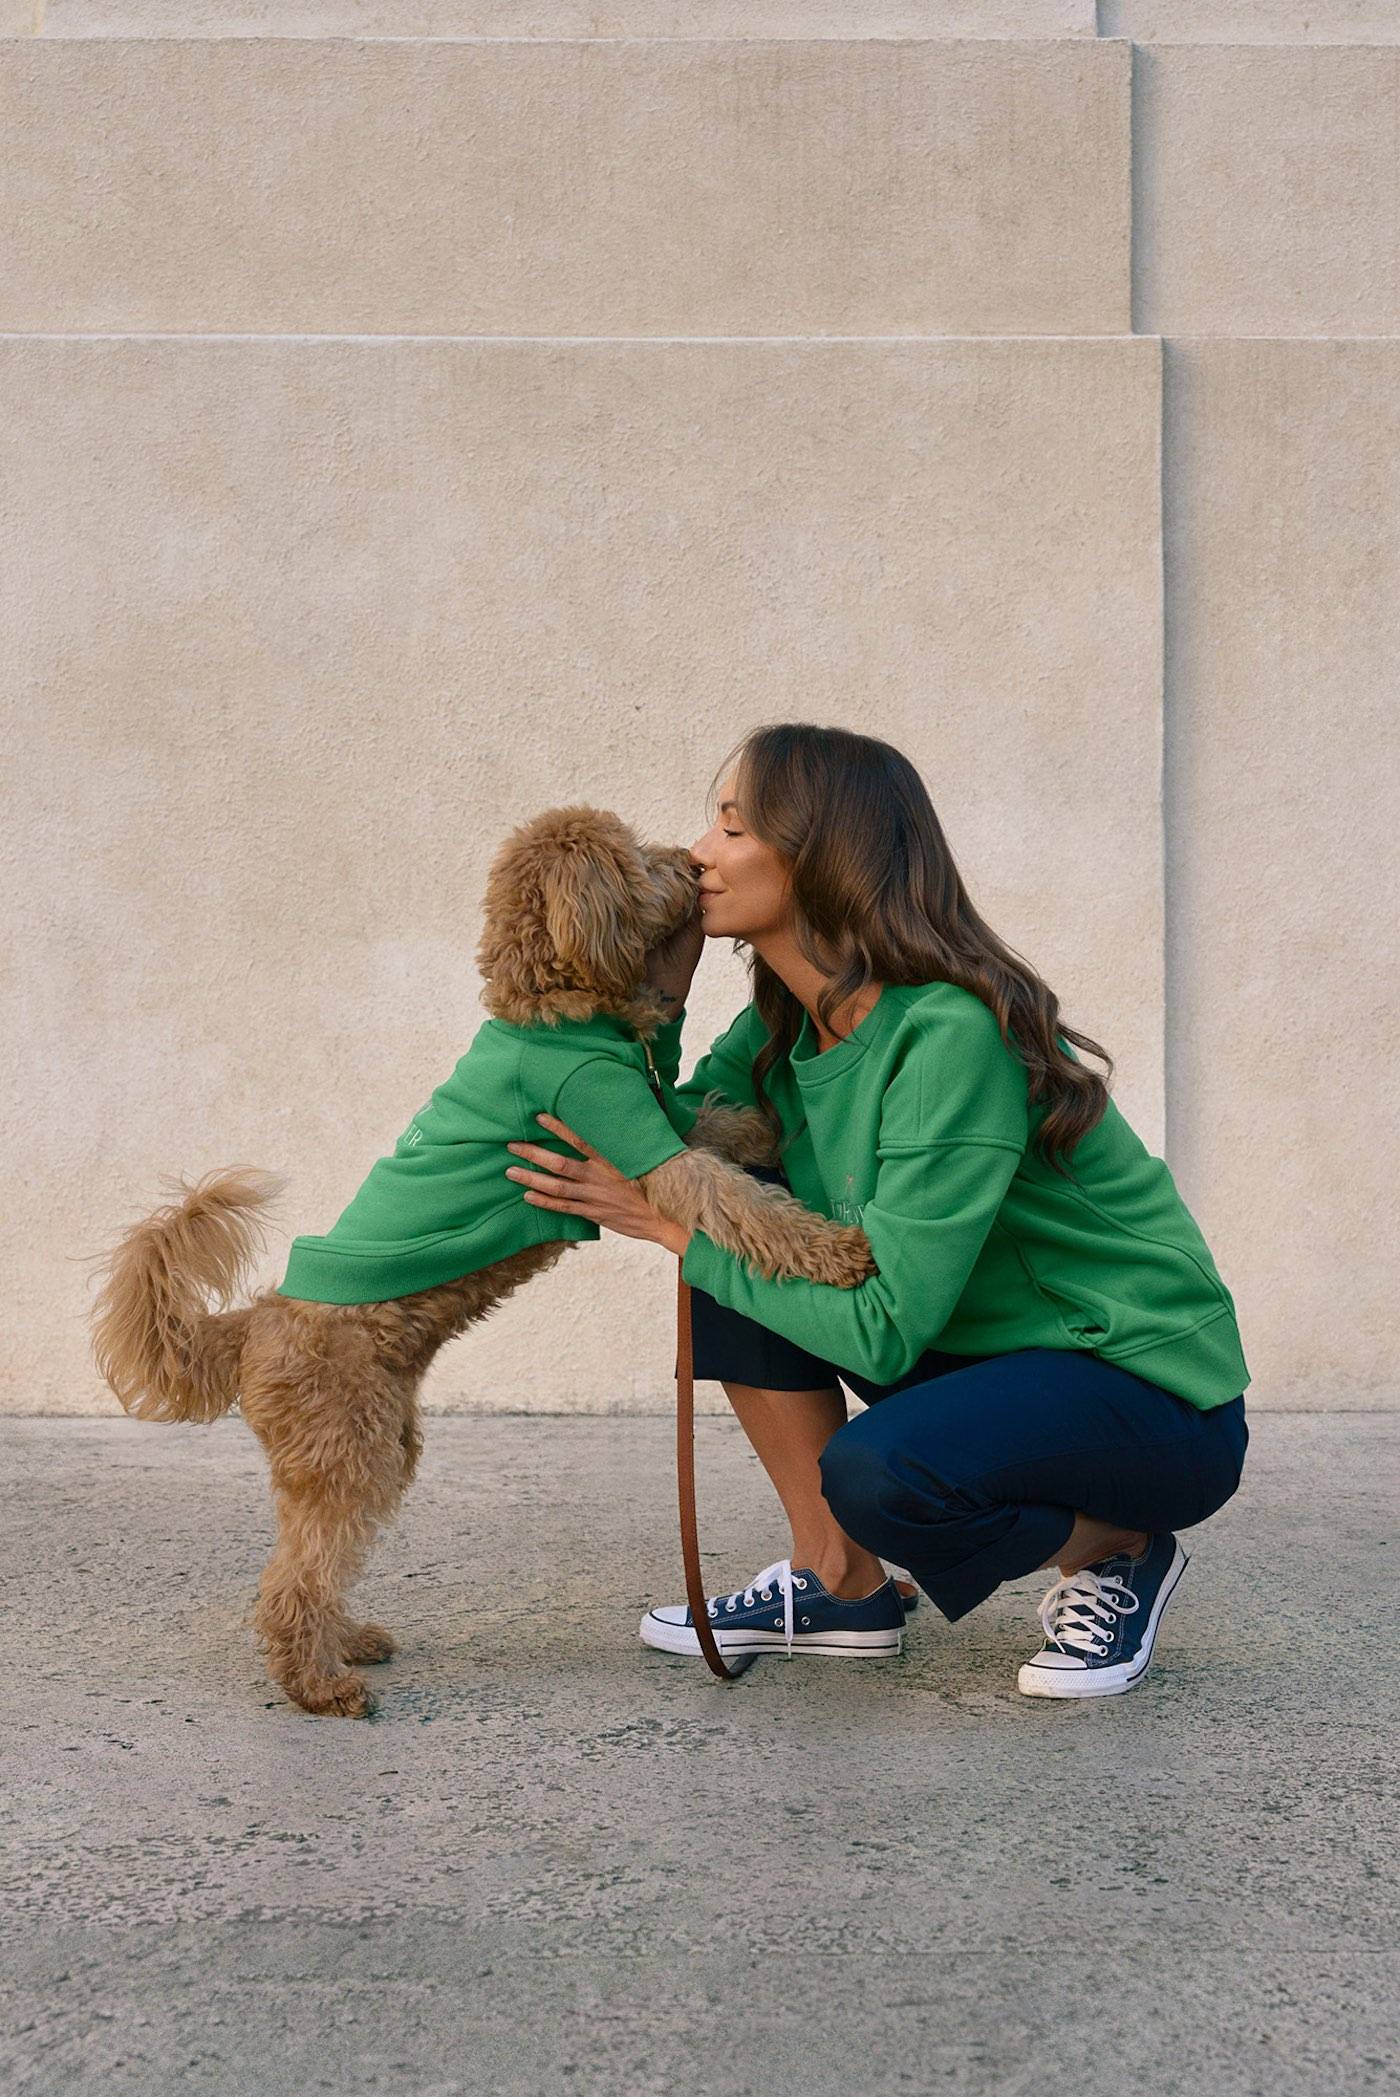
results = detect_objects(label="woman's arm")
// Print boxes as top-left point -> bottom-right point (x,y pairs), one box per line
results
661,1006 -> 765,1138
678,1004 -> 1031,1384
680,1137 -> 1022,1383
506,1000 -> 1031,1379
641,896 -> 704,1052
641,895 -> 766,1128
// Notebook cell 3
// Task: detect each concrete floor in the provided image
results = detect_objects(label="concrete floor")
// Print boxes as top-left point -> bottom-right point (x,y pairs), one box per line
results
2,1411 -> 1397,2097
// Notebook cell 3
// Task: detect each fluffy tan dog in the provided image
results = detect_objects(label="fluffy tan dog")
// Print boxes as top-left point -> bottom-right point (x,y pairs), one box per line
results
90,807 -> 873,1720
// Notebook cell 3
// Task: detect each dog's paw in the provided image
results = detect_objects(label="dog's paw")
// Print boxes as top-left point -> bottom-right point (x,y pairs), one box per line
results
285,1670 -> 378,1719
687,1099 -> 781,1168
798,1227 -> 877,1288
340,1621 -> 397,1665
321,1675 -> 376,1719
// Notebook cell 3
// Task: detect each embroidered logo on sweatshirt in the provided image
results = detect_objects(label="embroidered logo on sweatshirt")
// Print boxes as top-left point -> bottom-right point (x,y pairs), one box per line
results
831,1172 -> 865,1225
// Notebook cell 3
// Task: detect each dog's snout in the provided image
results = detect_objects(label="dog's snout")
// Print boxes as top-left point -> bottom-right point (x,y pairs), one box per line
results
647,844 -> 702,882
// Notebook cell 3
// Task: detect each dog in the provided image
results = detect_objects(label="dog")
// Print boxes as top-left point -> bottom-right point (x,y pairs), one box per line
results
89,806 -> 875,1719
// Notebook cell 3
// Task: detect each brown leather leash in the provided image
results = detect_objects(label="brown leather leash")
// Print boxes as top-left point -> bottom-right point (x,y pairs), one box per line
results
675,1265 -> 757,1681
641,1041 -> 754,1680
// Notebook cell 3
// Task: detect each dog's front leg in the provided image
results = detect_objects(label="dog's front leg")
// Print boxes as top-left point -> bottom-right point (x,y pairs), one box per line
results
639,1150 -> 874,1288
684,1092 -> 782,1168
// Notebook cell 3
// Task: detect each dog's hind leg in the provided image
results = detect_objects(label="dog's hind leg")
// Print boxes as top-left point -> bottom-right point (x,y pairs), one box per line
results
241,1348 -> 413,1719
333,1395 -> 422,1667
238,1250 -> 560,1714
254,1478 -> 392,1717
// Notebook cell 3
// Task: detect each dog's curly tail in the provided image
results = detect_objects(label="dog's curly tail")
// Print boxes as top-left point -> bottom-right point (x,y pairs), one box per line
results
89,1167 -> 287,1423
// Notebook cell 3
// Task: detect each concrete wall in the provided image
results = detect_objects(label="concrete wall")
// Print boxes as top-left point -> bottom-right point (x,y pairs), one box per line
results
3,8 -> 1395,1413
33,2 -> 1098,37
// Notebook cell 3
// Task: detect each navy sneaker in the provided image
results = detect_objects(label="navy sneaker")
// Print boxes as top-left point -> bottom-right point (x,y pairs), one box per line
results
884,1561 -> 920,1612
640,1557 -> 905,1660
1017,1533 -> 1189,1699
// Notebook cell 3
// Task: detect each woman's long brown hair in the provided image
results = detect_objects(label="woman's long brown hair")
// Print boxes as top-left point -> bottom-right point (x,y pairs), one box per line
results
710,723 -> 1114,1181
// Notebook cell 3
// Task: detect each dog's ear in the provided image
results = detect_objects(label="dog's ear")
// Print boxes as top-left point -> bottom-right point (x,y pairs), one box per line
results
476,807 -> 650,1023
539,830 -> 648,999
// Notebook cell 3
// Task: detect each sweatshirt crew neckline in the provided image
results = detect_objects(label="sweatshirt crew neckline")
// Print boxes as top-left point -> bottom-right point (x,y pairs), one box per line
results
790,983 -> 907,1083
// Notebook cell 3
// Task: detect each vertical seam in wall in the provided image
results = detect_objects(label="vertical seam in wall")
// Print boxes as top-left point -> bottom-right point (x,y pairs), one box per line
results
1148,68 -> 1173,1169
1125,32 -> 1172,1164
1158,337 -> 1173,1170
1128,37 -> 1143,339
1102,19 -> 1168,1150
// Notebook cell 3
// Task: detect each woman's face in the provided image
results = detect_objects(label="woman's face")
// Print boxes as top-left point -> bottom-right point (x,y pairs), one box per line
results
689,774 -> 792,944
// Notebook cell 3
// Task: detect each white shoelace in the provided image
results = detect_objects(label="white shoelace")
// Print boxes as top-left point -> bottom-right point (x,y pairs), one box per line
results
706,1557 -> 807,1658
1037,1564 -> 1141,1657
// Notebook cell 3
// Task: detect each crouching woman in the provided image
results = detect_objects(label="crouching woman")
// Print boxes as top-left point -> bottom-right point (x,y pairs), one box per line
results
503,723 -> 1250,1701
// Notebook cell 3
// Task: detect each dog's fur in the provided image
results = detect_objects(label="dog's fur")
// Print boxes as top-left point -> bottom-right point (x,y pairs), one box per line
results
89,807 -> 874,1719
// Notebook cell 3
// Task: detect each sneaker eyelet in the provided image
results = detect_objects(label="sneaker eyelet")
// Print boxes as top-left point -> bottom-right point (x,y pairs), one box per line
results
794,1577 -> 808,1590
761,1589 -> 772,1600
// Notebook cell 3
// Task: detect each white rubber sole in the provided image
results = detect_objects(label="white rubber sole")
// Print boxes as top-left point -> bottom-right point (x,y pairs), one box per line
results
640,1613 -> 903,1660
1016,1542 -> 1189,1699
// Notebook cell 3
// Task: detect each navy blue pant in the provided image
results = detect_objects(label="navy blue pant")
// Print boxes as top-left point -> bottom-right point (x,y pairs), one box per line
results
682,1169 -> 1249,1622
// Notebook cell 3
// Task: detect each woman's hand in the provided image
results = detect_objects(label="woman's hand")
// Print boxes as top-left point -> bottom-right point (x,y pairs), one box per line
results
643,886 -> 705,1015
504,1114 -> 689,1257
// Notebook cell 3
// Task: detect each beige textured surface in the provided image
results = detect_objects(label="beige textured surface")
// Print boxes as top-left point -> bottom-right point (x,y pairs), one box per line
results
2,1412 -> 1397,2093
3,335 -> 1164,1414
36,0 -> 1096,33
1106,0 -> 1400,40
0,37 -> 1131,336
1137,44 -> 1400,335
29,0 -> 1399,38
5,24 -> 1397,1415
1164,340 -> 1400,1410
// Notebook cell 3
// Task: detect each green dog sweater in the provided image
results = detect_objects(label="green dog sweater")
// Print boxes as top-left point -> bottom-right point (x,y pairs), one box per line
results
662,982 -> 1251,1412
278,1010 -> 692,1305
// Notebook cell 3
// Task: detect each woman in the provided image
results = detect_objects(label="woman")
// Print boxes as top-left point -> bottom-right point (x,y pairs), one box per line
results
503,723 -> 1250,1699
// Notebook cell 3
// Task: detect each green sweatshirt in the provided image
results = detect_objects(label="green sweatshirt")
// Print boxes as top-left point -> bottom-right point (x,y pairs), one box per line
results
658,984 -> 1251,1413
278,1010 -> 692,1304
